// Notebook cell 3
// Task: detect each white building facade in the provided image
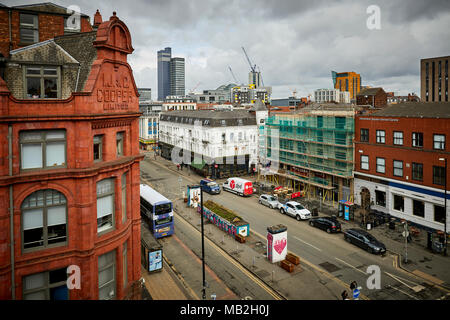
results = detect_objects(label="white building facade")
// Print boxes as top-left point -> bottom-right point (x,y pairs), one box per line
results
314,88 -> 350,103
159,110 -> 258,177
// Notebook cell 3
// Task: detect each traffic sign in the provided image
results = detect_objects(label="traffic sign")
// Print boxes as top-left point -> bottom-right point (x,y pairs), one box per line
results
402,231 -> 409,238
353,288 -> 360,299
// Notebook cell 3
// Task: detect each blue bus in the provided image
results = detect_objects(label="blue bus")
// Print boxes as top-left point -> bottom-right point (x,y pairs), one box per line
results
140,184 -> 174,238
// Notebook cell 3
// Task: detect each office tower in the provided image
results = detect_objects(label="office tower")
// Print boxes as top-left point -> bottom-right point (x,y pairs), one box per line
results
158,47 -> 185,100
158,47 -> 172,100
170,57 -> 185,97
249,71 -> 261,88
331,71 -> 361,100
421,56 -> 449,102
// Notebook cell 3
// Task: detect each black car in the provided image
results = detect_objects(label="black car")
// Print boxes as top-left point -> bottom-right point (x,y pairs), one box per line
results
309,217 -> 341,233
343,228 -> 386,254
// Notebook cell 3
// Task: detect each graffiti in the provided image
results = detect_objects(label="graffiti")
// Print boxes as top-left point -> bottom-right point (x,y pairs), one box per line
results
198,206 -> 245,236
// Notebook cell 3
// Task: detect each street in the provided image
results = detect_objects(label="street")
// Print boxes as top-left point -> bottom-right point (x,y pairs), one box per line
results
141,152 -> 450,300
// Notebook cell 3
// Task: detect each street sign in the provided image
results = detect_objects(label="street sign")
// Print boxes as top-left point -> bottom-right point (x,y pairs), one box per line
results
353,288 -> 360,300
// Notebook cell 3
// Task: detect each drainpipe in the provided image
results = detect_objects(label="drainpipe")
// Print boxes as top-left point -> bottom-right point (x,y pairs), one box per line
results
8,9 -> 12,52
8,125 -> 15,299
74,63 -> 81,92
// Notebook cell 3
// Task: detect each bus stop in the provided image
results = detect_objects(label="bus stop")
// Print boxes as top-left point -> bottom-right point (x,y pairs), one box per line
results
141,221 -> 163,273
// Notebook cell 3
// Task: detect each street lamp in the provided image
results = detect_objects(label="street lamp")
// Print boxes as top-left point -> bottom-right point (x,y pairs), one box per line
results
439,157 -> 447,256
191,184 -> 207,299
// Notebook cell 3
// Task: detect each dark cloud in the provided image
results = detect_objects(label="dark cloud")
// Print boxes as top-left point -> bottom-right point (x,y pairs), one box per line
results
3,0 -> 450,98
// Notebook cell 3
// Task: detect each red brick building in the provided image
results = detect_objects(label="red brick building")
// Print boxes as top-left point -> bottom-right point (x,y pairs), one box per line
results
0,7 -> 143,300
356,87 -> 387,108
354,102 -> 450,232
0,3 -> 93,58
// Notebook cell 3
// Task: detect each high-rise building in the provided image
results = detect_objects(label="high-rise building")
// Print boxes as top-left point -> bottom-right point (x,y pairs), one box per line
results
420,55 -> 449,102
331,71 -> 361,100
157,48 -> 185,100
170,57 -> 185,97
249,71 -> 261,88
157,47 -> 171,101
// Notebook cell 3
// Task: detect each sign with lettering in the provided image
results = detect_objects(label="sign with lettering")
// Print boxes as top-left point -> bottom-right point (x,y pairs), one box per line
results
97,72 -> 134,111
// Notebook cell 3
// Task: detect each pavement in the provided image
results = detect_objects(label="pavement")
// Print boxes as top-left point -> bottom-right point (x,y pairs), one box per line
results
140,151 -> 450,299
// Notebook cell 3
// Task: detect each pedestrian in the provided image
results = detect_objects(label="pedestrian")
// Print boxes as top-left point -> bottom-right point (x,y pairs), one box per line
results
350,281 -> 357,291
341,290 -> 349,300
177,164 -> 180,171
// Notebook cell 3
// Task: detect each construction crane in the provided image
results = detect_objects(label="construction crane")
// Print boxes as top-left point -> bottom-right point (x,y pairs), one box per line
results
188,81 -> 201,94
228,66 -> 240,84
241,46 -> 256,73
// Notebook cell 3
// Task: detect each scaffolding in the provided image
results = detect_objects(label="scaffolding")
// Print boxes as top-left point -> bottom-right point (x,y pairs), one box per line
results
264,105 -> 356,205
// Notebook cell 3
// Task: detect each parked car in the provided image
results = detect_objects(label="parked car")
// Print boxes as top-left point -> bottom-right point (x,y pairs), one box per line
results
309,216 -> 341,233
258,194 -> 280,209
343,228 -> 386,254
200,179 -> 221,194
280,201 -> 311,221
222,177 -> 253,197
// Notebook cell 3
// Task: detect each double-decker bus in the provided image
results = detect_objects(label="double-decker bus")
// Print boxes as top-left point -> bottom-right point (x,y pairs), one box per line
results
140,184 -> 174,238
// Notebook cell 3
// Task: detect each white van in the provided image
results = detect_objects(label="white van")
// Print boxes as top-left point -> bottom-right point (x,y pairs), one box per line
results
222,177 -> 253,197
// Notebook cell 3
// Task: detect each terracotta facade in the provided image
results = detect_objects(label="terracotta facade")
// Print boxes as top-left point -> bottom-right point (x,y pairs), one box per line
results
0,10 -> 143,300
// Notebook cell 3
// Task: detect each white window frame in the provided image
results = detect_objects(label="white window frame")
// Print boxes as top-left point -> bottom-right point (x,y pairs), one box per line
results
433,134 -> 445,150
361,155 -> 369,170
376,157 -> 385,173
393,131 -> 403,145
20,130 -> 66,171
393,160 -> 403,177
376,130 -> 385,144
96,178 -> 115,234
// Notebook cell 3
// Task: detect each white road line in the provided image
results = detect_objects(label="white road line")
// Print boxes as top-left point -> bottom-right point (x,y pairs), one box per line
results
335,257 -> 368,275
384,272 -> 425,292
292,236 -> 322,252
386,285 -> 419,300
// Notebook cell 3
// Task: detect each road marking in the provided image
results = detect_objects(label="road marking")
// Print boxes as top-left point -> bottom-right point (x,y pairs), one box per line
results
250,230 -> 369,300
411,269 -> 445,286
335,257 -> 368,275
292,236 -> 322,252
175,208 -> 285,300
386,285 -> 419,300
384,272 -> 425,293
143,161 -> 370,300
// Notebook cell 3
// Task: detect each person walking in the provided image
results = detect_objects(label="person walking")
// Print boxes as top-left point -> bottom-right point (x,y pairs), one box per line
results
341,290 -> 349,300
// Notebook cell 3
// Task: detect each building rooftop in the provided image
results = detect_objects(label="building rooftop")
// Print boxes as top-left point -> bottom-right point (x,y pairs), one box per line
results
160,110 -> 256,127
368,102 -> 450,118
7,2 -> 90,17
356,87 -> 384,96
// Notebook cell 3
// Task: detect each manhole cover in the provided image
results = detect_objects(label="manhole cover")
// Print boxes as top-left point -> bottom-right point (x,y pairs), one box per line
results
319,262 -> 341,273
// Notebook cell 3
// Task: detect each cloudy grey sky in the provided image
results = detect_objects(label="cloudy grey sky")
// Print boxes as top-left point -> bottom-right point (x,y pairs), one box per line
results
5,0 -> 450,98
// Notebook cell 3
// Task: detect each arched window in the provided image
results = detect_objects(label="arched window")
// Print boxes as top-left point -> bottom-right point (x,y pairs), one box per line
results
22,189 -> 67,251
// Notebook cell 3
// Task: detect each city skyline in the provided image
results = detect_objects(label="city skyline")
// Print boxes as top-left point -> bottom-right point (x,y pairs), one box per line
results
2,0 -> 449,99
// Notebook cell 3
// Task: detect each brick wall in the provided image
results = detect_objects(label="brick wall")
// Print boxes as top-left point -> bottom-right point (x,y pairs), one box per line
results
355,115 -> 450,189
0,8 -> 92,58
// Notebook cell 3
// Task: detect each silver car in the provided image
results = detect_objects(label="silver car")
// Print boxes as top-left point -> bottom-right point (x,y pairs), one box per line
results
258,194 -> 280,209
